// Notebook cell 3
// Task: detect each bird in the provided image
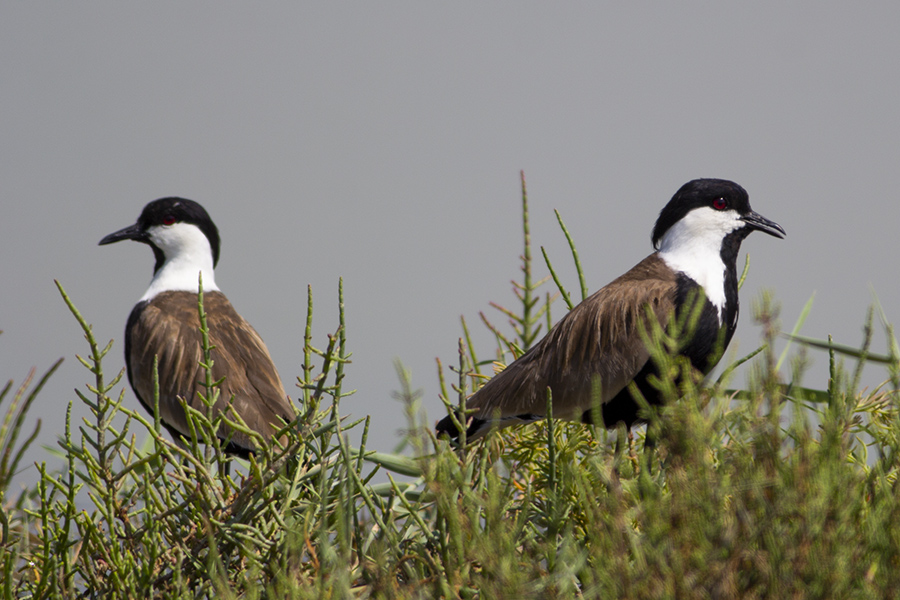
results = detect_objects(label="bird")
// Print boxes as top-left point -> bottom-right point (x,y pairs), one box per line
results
100,197 -> 294,457
435,178 -> 785,442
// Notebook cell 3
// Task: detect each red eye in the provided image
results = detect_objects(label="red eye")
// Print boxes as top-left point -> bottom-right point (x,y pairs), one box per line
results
712,198 -> 727,210
162,215 -> 177,226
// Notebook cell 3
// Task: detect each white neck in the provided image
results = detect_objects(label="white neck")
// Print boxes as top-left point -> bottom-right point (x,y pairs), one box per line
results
657,207 -> 742,322
139,223 -> 221,301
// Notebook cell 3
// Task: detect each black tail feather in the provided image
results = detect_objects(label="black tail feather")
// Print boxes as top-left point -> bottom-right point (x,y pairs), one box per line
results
435,412 -> 544,443
434,412 -> 485,442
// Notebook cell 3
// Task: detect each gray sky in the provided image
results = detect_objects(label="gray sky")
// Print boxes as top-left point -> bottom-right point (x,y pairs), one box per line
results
4,4 -> 899,489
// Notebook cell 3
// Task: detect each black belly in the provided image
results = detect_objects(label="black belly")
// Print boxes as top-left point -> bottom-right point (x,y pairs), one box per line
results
585,276 -> 736,429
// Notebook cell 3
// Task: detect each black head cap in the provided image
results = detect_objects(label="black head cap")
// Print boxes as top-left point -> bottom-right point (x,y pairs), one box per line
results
651,179 -> 784,249
99,197 -> 221,268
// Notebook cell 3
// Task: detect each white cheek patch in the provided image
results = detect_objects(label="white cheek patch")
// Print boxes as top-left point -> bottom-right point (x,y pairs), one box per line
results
657,207 -> 743,323
140,223 -> 220,301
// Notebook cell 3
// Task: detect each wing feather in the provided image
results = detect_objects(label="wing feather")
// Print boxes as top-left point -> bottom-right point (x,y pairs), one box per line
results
128,291 -> 293,452
466,253 -> 676,423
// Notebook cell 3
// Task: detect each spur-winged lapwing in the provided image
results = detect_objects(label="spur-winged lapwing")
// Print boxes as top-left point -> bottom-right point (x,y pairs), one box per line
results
100,197 -> 294,456
435,179 -> 785,442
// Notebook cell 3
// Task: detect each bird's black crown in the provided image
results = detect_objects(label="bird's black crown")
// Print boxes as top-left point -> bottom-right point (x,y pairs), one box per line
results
138,197 -> 221,266
651,179 -> 750,249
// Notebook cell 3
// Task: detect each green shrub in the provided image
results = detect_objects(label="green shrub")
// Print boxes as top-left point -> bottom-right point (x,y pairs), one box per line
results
3,174 -> 899,598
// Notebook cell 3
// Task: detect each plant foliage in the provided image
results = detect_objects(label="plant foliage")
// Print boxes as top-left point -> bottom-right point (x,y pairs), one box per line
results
3,173 -> 900,598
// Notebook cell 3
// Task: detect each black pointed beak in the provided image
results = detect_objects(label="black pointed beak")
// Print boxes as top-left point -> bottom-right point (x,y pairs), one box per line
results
742,211 -> 785,239
99,222 -> 146,246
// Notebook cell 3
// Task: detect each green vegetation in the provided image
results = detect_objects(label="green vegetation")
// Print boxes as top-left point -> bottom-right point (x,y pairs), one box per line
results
3,175 -> 900,598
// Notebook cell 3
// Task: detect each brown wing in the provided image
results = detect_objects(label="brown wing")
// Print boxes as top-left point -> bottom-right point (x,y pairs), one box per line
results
128,291 -> 293,451
467,253 -> 677,422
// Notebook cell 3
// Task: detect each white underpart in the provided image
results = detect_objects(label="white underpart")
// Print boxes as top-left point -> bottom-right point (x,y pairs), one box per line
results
140,223 -> 220,301
657,207 -> 743,324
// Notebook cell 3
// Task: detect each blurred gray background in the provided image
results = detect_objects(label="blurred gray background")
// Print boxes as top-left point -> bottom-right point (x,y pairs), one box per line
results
3,4 -> 898,488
